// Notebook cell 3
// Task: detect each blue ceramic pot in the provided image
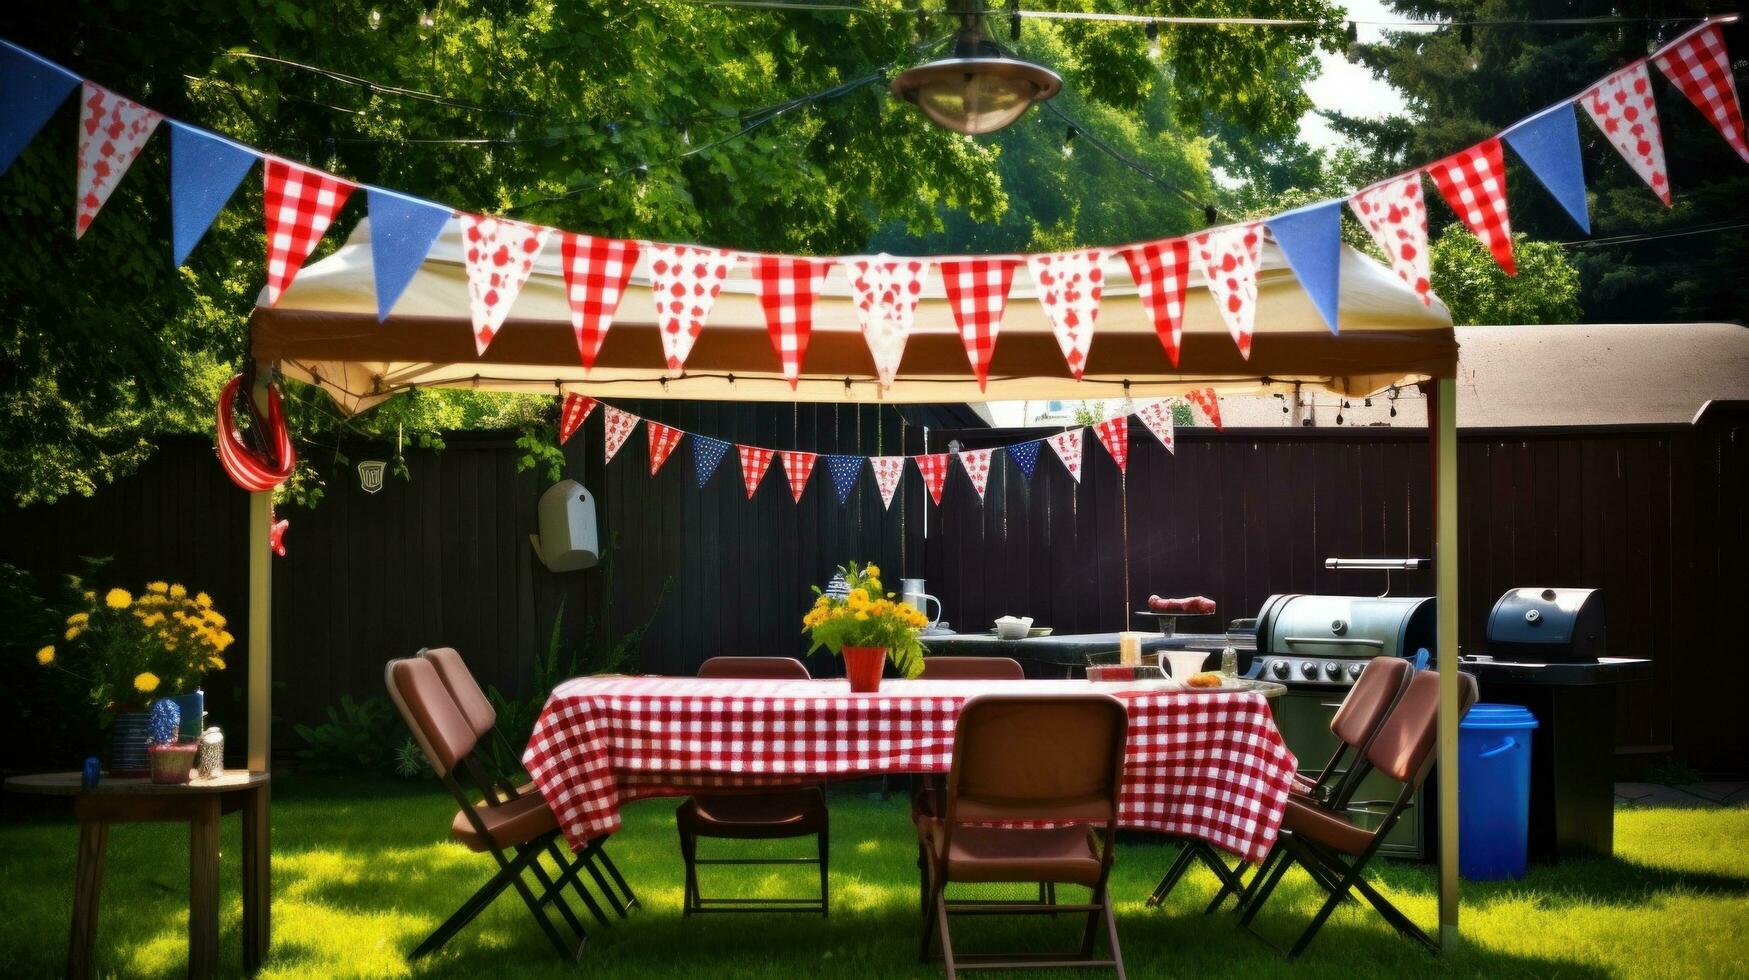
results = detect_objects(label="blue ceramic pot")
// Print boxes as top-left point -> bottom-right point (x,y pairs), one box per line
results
108,712 -> 150,776
169,690 -> 205,740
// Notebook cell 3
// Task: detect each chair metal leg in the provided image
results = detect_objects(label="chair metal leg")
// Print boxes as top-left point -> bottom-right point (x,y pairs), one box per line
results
506,857 -> 584,962
411,864 -> 516,959
1146,841 -> 1199,908
678,828 -> 699,917
1286,870 -> 1352,960
1103,888 -> 1128,980
935,885 -> 959,980
1349,873 -> 1438,952
1237,847 -> 1294,927
548,841 -> 613,927
524,846 -> 589,946
1234,844 -> 1286,917
593,845 -> 640,912
818,829 -> 830,918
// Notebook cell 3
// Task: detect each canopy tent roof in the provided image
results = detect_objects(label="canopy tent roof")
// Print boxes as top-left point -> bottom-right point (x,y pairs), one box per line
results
252,219 -> 1457,414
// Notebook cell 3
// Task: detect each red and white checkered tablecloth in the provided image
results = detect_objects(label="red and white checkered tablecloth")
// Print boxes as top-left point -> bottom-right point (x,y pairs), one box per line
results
523,677 -> 1298,863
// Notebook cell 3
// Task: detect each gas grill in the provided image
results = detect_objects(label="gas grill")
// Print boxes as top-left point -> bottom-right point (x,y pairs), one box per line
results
1253,593 -> 1437,688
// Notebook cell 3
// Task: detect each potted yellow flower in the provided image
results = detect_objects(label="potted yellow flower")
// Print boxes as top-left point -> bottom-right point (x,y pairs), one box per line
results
803,561 -> 926,692
38,580 -> 234,775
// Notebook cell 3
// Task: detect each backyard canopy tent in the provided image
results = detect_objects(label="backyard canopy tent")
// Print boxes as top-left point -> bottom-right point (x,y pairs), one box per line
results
241,219 -> 1467,948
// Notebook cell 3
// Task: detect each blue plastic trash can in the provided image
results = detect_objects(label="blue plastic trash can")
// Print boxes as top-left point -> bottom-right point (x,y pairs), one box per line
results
1459,703 -> 1539,880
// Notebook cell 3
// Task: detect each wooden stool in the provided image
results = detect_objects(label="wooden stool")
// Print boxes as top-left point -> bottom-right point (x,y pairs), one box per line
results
4,771 -> 271,979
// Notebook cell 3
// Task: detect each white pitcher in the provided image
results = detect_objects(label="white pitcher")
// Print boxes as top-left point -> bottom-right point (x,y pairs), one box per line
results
900,577 -> 942,628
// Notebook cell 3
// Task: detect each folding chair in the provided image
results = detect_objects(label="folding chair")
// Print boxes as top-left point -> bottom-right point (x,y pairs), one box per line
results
1237,669 -> 1479,959
420,646 -> 639,922
677,656 -> 830,916
1166,657 -> 1414,913
918,694 -> 1130,979
385,656 -> 597,961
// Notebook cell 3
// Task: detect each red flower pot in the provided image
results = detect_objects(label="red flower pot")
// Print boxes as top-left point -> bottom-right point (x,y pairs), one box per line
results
842,645 -> 886,693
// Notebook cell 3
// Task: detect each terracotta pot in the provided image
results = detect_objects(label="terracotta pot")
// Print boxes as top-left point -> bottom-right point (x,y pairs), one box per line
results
842,645 -> 886,693
148,742 -> 197,784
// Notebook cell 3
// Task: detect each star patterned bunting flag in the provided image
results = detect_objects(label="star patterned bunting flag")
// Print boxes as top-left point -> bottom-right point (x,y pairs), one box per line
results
1118,238 -> 1191,365
560,233 -> 641,370
691,435 -> 731,488
1192,225 -> 1263,358
460,213 -> 550,354
1092,417 -> 1129,474
1348,172 -> 1431,306
870,456 -> 905,509
75,82 -> 162,238
738,445 -> 774,499
845,256 -> 929,387
939,257 -> 1020,390
262,158 -> 354,306
1654,24 -> 1749,164
1027,250 -> 1106,379
1184,388 -> 1224,430
915,453 -> 950,505
1578,62 -> 1670,205
1008,440 -> 1041,481
1046,429 -> 1085,483
602,406 -> 639,464
957,449 -> 994,500
646,422 -> 684,476
824,455 -> 864,505
753,256 -> 830,388
778,451 -> 817,503
1135,400 -> 1176,454
1425,138 -> 1517,275
648,244 -> 735,375
558,393 -> 596,445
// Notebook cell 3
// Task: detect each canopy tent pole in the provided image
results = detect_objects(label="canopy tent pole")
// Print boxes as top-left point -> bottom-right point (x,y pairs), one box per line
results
1432,376 -> 1461,948
246,487 -> 273,772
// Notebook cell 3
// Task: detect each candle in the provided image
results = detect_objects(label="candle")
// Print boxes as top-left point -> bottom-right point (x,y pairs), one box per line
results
1118,631 -> 1143,666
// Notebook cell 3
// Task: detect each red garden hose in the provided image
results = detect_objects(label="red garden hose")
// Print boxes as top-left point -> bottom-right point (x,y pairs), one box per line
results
216,373 -> 296,492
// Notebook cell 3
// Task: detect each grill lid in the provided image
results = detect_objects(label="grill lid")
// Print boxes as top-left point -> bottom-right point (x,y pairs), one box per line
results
1256,594 -> 1436,661
1484,588 -> 1605,663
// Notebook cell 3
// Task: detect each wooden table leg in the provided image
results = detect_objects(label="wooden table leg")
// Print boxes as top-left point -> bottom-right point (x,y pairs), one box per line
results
242,783 -> 270,974
189,797 -> 221,980
67,819 -> 107,980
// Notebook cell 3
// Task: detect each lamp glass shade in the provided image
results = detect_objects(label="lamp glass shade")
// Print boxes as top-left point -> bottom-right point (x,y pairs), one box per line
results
891,57 -> 1062,135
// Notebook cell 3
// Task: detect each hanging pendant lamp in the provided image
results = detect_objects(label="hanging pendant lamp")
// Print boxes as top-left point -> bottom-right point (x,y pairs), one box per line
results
890,4 -> 1061,135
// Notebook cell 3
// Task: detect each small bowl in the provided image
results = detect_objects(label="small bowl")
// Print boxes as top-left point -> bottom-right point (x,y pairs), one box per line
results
1160,650 -> 1211,681
994,616 -> 1034,640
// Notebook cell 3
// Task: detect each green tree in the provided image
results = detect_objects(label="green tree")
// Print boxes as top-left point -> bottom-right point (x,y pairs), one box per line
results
1430,226 -> 1580,324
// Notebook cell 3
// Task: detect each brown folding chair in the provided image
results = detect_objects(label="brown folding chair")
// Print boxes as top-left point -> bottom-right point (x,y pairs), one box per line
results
918,694 -> 1130,979
1238,669 -> 1479,959
1166,657 -> 1414,913
385,656 -> 595,961
677,656 -> 830,915
420,647 -> 639,922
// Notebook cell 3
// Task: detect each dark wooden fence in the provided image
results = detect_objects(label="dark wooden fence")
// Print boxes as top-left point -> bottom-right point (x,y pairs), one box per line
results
3,402 -> 1744,774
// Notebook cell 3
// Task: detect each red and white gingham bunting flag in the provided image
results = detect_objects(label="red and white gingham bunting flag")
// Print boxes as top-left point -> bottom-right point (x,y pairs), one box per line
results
648,244 -> 736,375
1119,239 -> 1191,367
558,394 -> 596,445
1093,417 -> 1129,474
1046,429 -> 1085,483
1192,226 -> 1263,359
845,256 -> 929,387
738,445 -> 774,499
753,256 -> 830,388
646,422 -> 684,476
1579,62 -> 1671,205
1135,400 -> 1176,454
461,213 -> 551,355
1348,172 -> 1431,306
1654,24 -> 1749,164
1027,250 -> 1107,378
915,453 -> 950,505
75,83 -> 161,238
560,233 -> 641,370
1426,138 -> 1516,275
262,158 -> 354,306
958,448 -> 994,500
870,456 -> 905,509
778,450 -> 817,503
1184,388 -> 1224,431
602,405 -> 639,464
939,258 -> 1020,390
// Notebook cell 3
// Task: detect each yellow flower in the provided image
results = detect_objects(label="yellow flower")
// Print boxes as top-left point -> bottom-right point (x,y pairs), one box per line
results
204,611 -> 227,628
864,563 -> 880,579
195,592 -> 213,609
146,581 -> 168,594
104,588 -> 132,609
36,646 -> 55,665
208,657 -> 226,671
66,612 -> 89,626
216,632 -> 235,651
82,590 -> 95,602
142,613 -> 165,627
64,626 -> 82,641
133,672 -> 160,693
854,611 -> 870,621
169,584 -> 188,599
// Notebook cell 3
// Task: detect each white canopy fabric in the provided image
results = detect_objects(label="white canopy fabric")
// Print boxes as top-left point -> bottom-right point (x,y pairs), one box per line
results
251,219 -> 1457,414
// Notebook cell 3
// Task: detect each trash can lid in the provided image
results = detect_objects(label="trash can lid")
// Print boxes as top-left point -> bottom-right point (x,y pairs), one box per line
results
1460,703 -> 1539,730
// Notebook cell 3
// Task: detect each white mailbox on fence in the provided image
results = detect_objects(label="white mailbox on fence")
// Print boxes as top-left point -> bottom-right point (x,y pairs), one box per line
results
529,479 -> 600,572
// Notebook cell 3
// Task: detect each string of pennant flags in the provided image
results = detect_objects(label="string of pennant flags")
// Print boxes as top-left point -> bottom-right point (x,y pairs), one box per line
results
1,18 -> 1746,388
555,389 -> 1224,507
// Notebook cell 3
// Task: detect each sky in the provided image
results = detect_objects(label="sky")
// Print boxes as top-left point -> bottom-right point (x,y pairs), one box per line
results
1298,0 -> 1412,149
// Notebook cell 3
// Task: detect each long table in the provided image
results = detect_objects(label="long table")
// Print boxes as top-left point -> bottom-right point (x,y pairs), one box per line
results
524,676 -> 1298,863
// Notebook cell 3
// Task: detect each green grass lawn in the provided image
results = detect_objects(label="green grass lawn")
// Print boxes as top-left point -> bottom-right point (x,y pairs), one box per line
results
1,776 -> 1745,978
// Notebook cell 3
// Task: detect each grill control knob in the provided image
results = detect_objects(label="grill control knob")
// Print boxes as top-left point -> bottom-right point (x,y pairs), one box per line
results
1324,662 -> 1341,680
1270,659 -> 1290,679
1299,661 -> 1319,680
1347,663 -> 1364,681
